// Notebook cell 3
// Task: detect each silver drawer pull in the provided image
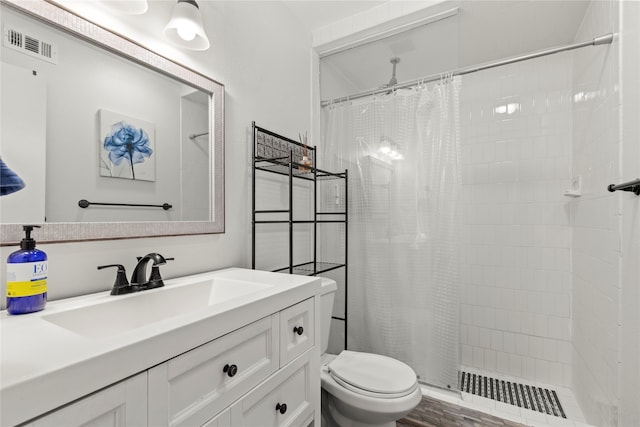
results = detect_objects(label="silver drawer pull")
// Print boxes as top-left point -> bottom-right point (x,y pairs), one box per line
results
275,403 -> 287,414
223,364 -> 238,377
293,326 -> 304,335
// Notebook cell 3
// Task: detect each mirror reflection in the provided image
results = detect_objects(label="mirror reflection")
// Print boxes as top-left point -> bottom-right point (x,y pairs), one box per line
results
0,0 -> 224,242
1,4 -> 209,223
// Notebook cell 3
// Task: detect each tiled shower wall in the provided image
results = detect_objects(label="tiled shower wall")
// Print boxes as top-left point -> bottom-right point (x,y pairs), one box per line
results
571,1 -> 621,425
459,54 -> 573,388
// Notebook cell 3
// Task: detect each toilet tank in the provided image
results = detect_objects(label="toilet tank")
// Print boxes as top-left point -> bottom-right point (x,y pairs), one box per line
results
319,277 -> 338,354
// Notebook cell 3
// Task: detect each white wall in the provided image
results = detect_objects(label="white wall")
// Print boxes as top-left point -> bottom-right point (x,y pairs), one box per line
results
617,2 -> 640,425
0,63 -> 46,223
0,1 -> 314,304
571,0 -> 640,426
180,92 -> 210,221
459,54 -> 574,388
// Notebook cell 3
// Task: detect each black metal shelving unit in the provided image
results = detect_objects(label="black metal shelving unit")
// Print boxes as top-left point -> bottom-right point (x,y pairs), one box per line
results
251,122 -> 348,350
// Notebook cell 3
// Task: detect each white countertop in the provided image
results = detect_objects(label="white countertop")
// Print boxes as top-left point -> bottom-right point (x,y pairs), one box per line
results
0,267 -> 320,426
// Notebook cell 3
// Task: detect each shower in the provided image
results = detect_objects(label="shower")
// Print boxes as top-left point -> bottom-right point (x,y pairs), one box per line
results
319,1 -> 634,426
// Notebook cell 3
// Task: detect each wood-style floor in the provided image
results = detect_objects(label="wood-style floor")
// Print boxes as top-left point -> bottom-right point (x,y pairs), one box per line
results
397,395 -> 529,427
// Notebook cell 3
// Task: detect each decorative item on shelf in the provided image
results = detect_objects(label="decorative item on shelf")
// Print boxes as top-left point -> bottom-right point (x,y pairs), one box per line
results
298,132 -> 312,173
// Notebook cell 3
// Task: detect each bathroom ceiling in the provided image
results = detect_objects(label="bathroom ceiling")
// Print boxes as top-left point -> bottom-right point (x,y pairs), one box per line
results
318,0 -> 592,101
59,0 -> 591,102
282,1 -> 386,31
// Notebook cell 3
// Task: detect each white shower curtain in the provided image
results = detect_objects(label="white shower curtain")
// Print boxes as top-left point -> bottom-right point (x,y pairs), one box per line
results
320,76 -> 462,390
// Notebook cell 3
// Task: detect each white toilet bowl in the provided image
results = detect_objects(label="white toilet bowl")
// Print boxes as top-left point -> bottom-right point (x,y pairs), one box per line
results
319,278 -> 422,427
321,352 -> 422,427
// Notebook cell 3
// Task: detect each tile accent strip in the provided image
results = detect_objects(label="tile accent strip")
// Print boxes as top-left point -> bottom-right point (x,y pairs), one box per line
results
459,371 -> 567,418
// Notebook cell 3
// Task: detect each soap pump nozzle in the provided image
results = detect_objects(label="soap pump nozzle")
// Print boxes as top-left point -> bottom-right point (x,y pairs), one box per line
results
20,225 -> 40,250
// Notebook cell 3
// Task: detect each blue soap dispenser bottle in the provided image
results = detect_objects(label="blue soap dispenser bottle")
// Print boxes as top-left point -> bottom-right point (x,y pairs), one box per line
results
6,225 -> 48,314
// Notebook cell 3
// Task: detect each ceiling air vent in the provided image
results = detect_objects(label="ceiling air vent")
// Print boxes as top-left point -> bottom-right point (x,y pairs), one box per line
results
3,26 -> 57,64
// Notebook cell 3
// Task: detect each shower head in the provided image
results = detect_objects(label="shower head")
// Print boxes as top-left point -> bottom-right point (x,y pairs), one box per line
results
387,57 -> 400,87
379,57 -> 401,95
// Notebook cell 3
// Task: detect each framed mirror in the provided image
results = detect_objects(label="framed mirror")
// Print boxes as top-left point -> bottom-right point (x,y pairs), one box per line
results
0,0 -> 224,244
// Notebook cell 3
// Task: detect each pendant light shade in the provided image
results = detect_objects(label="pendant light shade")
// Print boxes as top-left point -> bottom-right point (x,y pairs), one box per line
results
0,157 -> 26,196
164,0 -> 210,51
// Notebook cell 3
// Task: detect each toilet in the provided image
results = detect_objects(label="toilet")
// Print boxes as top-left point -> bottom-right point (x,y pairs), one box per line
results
319,278 -> 422,427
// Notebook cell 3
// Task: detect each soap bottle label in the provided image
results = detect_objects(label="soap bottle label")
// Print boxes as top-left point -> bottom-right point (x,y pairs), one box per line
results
6,261 -> 48,297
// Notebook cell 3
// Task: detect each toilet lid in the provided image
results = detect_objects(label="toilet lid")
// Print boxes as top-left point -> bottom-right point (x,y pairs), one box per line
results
328,351 -> 417,397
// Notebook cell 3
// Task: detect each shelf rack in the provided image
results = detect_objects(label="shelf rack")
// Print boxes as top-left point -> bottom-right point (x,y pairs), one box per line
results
251,122 -> 348,350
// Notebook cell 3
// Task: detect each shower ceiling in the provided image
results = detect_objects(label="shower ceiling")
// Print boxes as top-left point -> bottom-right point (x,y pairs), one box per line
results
319,0 -> 591,101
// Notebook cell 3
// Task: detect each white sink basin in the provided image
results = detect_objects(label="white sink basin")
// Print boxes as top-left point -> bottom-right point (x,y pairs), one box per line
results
42,278 -> 272,338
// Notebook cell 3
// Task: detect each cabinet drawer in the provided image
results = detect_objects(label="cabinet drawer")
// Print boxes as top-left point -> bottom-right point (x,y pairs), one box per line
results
279,298 -> 314,366
230,352 -> 313,427
148,315 -> 279,427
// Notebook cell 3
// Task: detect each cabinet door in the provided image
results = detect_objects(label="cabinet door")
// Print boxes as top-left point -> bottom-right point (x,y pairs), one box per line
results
279,298 -> 314,366
24,373 -> 147,427
230,352 -> 313,427
148,315 -> 279,427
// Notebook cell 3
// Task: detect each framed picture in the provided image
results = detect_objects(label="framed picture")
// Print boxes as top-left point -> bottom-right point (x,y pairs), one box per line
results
99,109 -> 156,181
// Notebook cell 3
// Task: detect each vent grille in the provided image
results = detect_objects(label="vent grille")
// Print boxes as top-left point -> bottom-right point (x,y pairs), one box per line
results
41,41 -> 53,59
24,35 -> 39,54
3,26 -> 57,64
7,28 -> 22,48
459,371 -> 566,419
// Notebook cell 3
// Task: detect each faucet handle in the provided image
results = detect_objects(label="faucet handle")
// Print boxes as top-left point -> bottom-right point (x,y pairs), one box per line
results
97,264 -> 132,295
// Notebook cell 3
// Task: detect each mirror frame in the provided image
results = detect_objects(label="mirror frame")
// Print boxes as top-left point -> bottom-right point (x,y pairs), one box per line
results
0,0 -> 225,244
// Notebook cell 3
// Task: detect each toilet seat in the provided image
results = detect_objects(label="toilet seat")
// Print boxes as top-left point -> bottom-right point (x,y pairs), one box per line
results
328,351 -> 418,399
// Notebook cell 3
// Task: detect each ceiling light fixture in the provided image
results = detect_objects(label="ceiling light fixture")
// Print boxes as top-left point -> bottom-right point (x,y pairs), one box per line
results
163,0 -> 210,51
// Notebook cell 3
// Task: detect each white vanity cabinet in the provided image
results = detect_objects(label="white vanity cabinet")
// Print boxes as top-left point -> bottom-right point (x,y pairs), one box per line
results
23,373 -> 147,427
1,269 -> 320,427
148,298 -> 317,427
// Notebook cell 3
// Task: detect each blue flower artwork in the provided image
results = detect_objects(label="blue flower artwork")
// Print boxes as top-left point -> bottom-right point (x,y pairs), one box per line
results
99,109 -> 155,181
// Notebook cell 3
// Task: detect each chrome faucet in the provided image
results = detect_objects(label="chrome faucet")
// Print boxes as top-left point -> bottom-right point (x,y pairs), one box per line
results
131,253 -> 174,290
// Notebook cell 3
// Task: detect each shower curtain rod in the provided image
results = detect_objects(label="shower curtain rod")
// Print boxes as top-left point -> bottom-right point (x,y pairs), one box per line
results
321,32 -> 614,107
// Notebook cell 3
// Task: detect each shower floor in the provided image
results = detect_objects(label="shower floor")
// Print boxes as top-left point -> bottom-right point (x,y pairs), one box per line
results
414,367 -> 594,427
459,370 -> 566,418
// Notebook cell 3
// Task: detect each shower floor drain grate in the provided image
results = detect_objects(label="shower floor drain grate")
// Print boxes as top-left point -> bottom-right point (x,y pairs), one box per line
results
459,371 -> 566,419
